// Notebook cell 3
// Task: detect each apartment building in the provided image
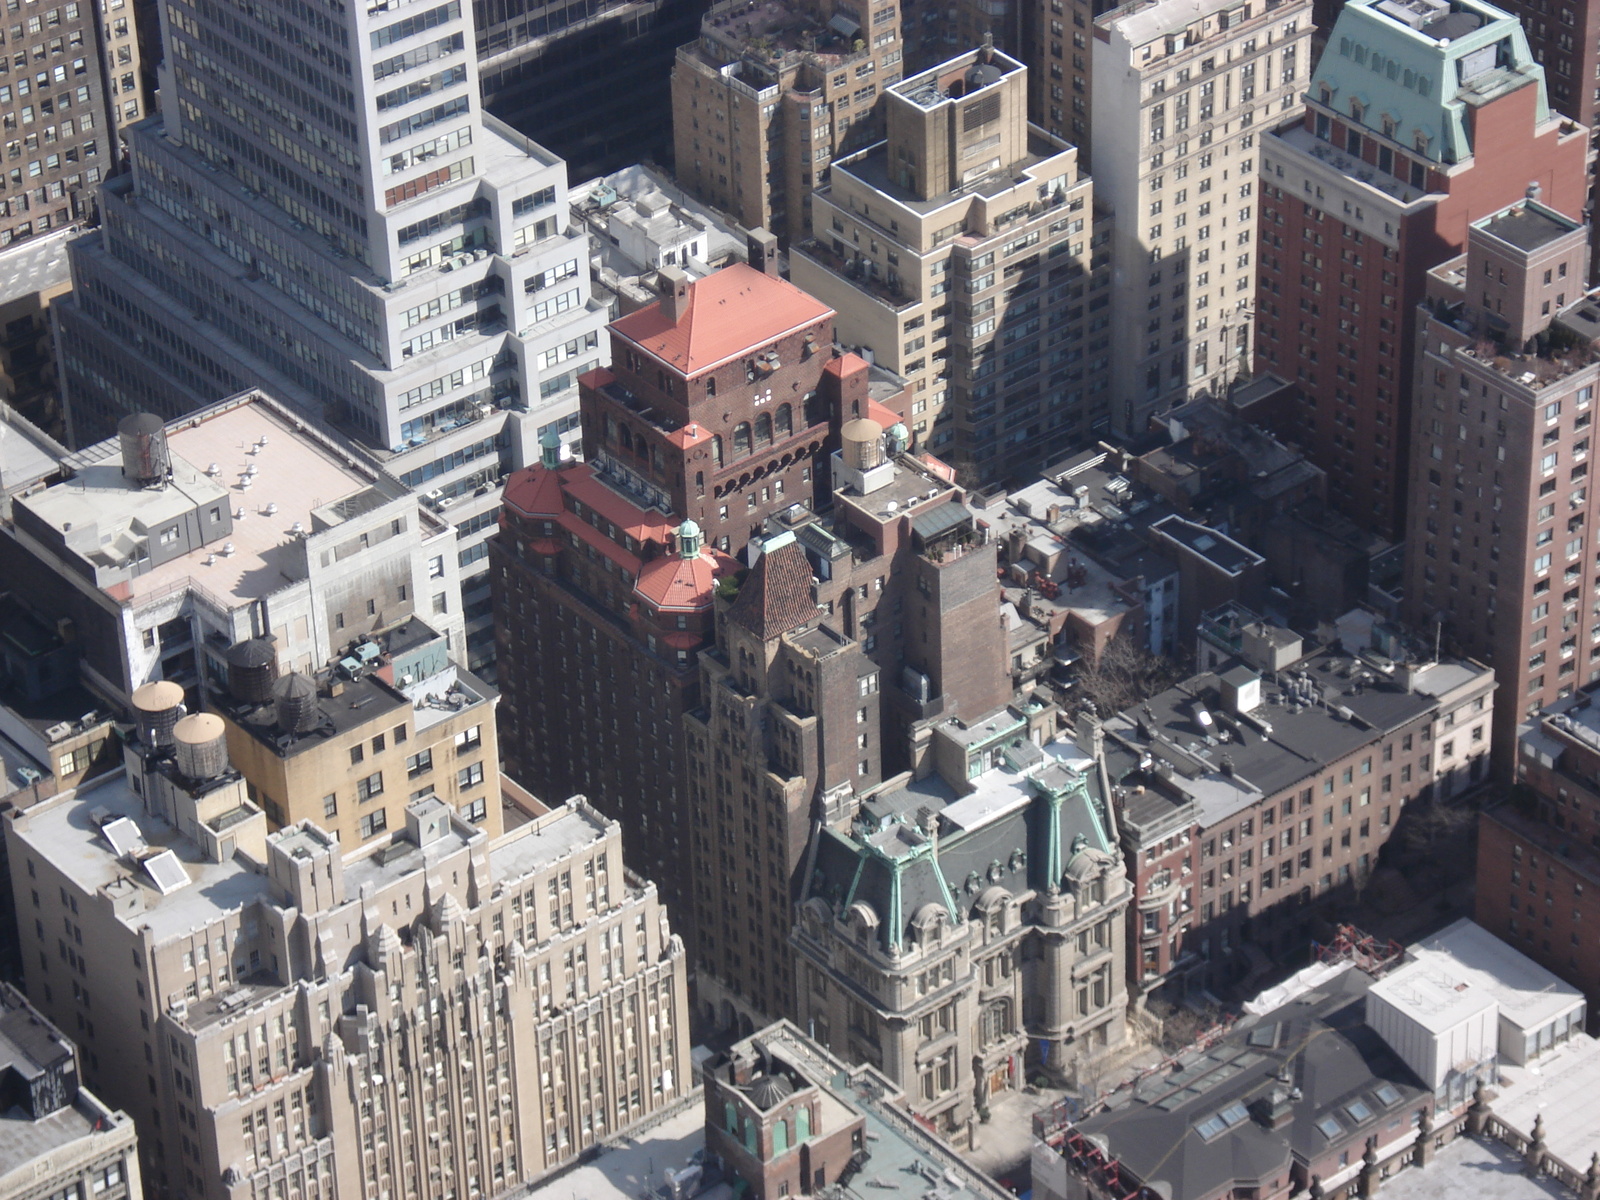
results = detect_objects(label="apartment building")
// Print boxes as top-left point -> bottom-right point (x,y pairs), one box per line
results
791,45 -> 1112,485
5,723 -> 690,1200
53,0 -> 611,677
792,714 -> 1129,1139
686,429 -> 1012,1028
208,621 -> 502,844
0,392 -> 465,710
0,983 -> 142,1200
1255,0 -> 1588,540
671,0 -> 910,242
1093,0 -> 1313,436
1480,686 -> 1600,1015
1107,603 -> 1494,999
1402,197 -> 1600,757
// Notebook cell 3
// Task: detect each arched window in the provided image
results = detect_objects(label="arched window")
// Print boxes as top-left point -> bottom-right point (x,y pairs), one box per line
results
775,403 -> 793,437
695,471 -> 705,496
733,422 -> 752,457
796,1105 -> 811,1142
619,426 -> 633,452
773,1119 -> 789,1155
712,435 -> 724,466
755,413 -> 773,446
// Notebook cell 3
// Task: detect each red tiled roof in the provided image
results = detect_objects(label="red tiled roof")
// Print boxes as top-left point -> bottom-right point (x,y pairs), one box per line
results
727,535 -> 816,640
611,264 -> 832,377
560,472 -> 678,546
634,547 -> 738,611
501,461 -> 572,519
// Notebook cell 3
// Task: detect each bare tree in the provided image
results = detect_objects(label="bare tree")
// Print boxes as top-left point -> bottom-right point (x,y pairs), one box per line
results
1073,630 -> 1186,717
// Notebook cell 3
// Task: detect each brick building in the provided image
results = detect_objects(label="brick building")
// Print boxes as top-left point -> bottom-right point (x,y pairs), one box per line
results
1478,685 -> 1600,1015
1104,604 -> 1493,1001
1401,198 -> 1600,758
687,430 -> 1012,1029
1255,0 -> 1588,539
492,260 -> 907,956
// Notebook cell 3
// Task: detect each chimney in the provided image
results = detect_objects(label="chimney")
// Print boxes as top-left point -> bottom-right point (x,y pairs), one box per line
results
1527,180 -> 1542,202
747,228 -> 779,275
660,266 -> 691,322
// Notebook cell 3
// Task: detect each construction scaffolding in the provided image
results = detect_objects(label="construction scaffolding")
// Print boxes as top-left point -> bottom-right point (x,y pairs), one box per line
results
1313,923 -> 1405,977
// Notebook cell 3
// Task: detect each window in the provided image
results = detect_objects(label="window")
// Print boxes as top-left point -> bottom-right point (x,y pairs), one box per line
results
349,745 -> 364,766
359,809 -> 388,839
322,793 -> 338,819
406,749 -> 433,777
457,762 -> 484,789
357,772 -> 384,801
455,725 -> 482,751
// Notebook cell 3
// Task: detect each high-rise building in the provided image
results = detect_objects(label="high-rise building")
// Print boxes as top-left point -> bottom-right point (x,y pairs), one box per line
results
0,983 -> 143,1200
792,716 -> 1130,1138
1254,0 -> 1588,539
790,44 -> 1112,485
491,263 -> 889,938
1487,0 -> 1600,202
5,719 -> 691,1200
1402,196 -> 1600,758
0,392 -> 466,710
670,0 -> 911,243
1093,0 -> 1313,437
686,436 -> 1013,1026
52,0 -> 611,675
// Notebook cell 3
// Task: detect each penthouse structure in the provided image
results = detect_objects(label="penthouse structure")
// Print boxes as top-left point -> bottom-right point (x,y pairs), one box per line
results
792,44 -> 1113,483
671,0 -> 910,242
0,984 -> 142,1200
1093,0 -> 1313,436
1256,0 -> 1588,539
5,717 -> 690,1200
1401,197 -> 1599,756
0,392 -> 465,710
792,715 -> 1130,1139
1104,604 -> 1493,1000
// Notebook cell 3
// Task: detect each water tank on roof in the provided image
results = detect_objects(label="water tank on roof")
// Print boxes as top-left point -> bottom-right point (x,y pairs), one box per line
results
841,418 -> 884,472
131,680 -> 186,752
173,713 -> 229,781
965,61 -> 1003,91
118,413 -> 171,487
225,639 -> 279,704
273,671 -> 321,735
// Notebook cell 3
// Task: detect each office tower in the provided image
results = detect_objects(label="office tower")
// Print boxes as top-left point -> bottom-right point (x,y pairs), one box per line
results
0,392 -> 465,710
1093,0 -> 1313,437
491,262 -> 895,947
792,717 -> 1130,1138
791,45 -> 1111,485
0,229 -> 76,436
0,983 -> 142,1200
209,620 -> 503,843
476,0 -> 699,181
52,0 -> 610,677
703,1021 -> 1016,1200
1402,196 -> 1600,758
671,0 -> 910,242
1256,0 -> 1588,540
6,721 -> 691,1200
688,429 -> 1017,1029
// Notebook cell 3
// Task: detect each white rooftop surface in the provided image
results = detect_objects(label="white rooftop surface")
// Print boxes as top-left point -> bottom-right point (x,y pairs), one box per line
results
1376,1134 -> 1567,1200
940,769 -> 1034,831
0,407 -> 64,493
1367,955 -> 1500,1034
0,224 -> 74,306
20,773 -> 272,941
1491,1032 -> 1600,1175
527,1100 -> 727,1200
1102,0 -> 1251,45
489,804 -> 606,885
1408,920 -> 1584,1033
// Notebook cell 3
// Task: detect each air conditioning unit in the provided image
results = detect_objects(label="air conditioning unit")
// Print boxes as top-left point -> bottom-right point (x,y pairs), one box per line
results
44,722 -> 73,741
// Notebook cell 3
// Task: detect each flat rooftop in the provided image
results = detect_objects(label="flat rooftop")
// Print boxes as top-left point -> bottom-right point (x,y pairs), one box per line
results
1491,1032 -> 1600,1179
1377,1134 -> 1566,1200
1403,918 -> 1584,1033
529,1100 -> 729,1200
0,224 -> 73,307
0,1097 -> 101,1180
13,770 -> 274,942
487,801 -> 609,885
1475,201 -> 1582,254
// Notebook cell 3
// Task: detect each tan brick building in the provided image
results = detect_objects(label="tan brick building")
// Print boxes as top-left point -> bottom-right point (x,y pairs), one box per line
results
671,0 -> 909,241
5,716 -> 690,1200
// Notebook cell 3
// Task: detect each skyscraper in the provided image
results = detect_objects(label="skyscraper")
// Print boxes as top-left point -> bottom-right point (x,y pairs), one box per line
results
1255,0 -> 1588,539
52,0 -> 608,674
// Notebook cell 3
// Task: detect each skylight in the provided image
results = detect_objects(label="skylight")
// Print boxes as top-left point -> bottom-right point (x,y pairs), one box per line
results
1374,1083 -> 1401,1107
1317,1115 -> 1343,1139
1345,1099 -> 1373,1123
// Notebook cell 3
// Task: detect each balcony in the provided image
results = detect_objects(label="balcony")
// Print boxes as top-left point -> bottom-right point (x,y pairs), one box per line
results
791,239 -> 917,312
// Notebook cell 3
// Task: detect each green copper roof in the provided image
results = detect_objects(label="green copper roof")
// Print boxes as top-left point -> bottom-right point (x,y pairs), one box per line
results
1314,0 -> 1549,166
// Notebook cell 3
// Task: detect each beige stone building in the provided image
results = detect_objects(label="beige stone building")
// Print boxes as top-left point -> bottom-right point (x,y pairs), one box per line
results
5,715 -> 690,1200
792,714 -> 1130,1141
0,983 -> 142,1200
205,619 -> 503,846
1092,0 -> 1313,436
671,0 -> 909,241
791,45 -> 1112,484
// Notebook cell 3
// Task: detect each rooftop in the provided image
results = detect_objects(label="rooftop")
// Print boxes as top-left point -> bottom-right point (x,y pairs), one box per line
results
831,128 -> 1076,218
693,0 -> 877,71
0,224 -> 74,307
1398,918 -> 1585,1033
0,406 -> 64,498
1474,199 -> 1583,253
611,263 -> 831,377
